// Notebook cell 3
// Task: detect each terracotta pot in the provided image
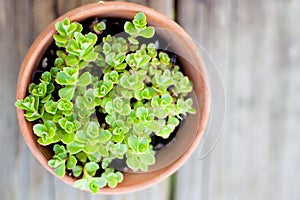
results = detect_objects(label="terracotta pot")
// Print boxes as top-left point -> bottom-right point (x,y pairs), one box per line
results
16,2 -> 210,194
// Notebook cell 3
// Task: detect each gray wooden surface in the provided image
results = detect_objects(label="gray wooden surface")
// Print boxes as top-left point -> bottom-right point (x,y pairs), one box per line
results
1,0 -> 300,199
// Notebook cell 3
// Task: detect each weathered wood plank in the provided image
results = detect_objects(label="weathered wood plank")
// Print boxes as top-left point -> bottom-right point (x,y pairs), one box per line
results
176,0 -> 300,199
56,0 -> 173,17
226,1 -> 300,199
0,0 -> 56,200
175,0 -> 231,199
148,0 -> 174,19
33,0 -> 56,37
55,0 -> 82,17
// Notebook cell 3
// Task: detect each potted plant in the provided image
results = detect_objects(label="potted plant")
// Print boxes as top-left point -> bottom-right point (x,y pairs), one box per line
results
15,2 -> 210,194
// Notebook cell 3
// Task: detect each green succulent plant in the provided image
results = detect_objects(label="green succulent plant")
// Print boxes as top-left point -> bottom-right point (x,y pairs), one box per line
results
15,12 -> 196,193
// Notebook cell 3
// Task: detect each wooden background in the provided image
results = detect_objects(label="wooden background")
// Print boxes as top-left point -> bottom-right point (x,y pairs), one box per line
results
1,0 -> 300,199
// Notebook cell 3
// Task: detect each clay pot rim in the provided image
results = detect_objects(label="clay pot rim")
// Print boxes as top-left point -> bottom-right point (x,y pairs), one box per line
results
16,2 -> 210,194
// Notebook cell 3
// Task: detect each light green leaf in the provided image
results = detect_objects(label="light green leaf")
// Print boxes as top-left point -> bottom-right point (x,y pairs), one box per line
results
76,72 -> 92,86
48,159 -> 57,168
82,51 -> 98,62
136,107 -> 147,121
138,27 -> 155,38
159,52 -> 170,64
93,177 -> 107,188
61,131 -> 74,144
103,42 -> 111,54
127,135 -> 138,152
76,151 -> 87,163
139,153 -> 155,166
87,151 -> 101,162
168,116 -> 180,126
99,145 -> 109,157
126,153 -> 139,171
104,101 -> 114,115
89,180 -> 100,194
24,111 -> 41,121
112,133 -> 124,143
132,12 -> 147,29
56,71 -> 77,85
72,165 -> 83,177
119,104 -> 131,116
144,119 -> 165,132
137,138 -> 150,153
141,87 -> 154,99
58,86 -> 75,101
98,130 -> 112,143
128,36 -> 139,45
106,174 -> 118,188
53,34 -> 68,47
85,162 -> 99,176
57,98 -> 73,112
53,144 -> 67,155
44,100 -> 58,115
109,143 -> 127,158
74,179 -> 88,190
54,162 -> 66,177
157,125 -> 175,139
47,83 -> 55,94
93,21 -> 106,34
124,21 -> 136,35
136,55 -> 151,67
67,154 -> 77,170
104,114 -> 116,125
65,54 -> 79,66
40,71 -> 52,83
67,141 -> 84,154
86,121 -> 100,139
115,63 -> 127,70
29,82 -> 47,97
94,81 -> 113,98
15,96 -> 39,112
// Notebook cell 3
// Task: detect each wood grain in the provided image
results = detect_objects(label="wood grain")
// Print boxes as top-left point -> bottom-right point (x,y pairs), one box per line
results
175,1 -> 231,199
0,0 -> 44,200
175,0 -> 300,199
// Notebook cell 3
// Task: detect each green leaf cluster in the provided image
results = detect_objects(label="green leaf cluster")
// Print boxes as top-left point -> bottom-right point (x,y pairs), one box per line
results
54,18 -> 83,47
93,20 -> 106,34
74,164 -> 123,193
48,144 -> 81,177
124,12 -> 155,44
15,12 -> 196,193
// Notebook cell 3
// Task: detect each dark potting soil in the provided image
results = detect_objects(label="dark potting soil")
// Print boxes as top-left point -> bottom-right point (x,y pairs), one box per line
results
32,17 -> 187,172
